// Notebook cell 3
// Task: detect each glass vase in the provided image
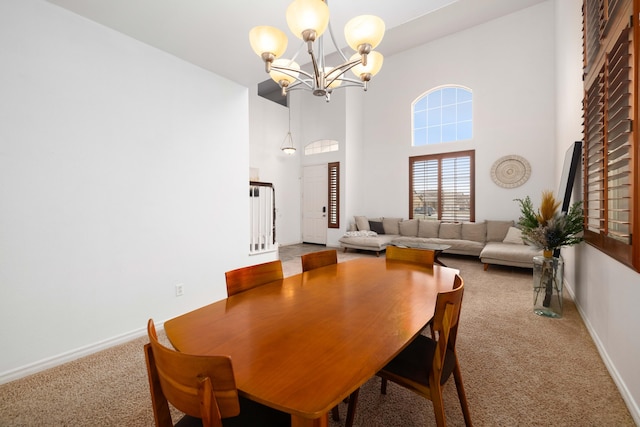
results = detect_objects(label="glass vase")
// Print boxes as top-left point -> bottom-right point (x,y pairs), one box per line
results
533,255 -> 564,318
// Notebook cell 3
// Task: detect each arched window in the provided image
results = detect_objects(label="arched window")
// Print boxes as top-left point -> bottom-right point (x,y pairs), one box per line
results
412,85 -> 472,146
304,139 -> 339,155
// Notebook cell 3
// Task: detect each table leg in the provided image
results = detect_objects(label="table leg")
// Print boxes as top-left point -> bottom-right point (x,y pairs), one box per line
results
291,413 -> 328,427
434,250 -> 447,267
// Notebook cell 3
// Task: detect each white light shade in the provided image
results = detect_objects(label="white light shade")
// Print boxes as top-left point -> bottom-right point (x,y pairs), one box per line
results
350,51 -> 384,79
286,0 -> 330,40
344,15 -> 385,50
270,59 -> 300,85
281,132 -> 296,155
249,26 -> 288,58
324,67 -> 342,89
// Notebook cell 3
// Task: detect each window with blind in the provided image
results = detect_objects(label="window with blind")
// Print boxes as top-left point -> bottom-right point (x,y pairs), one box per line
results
582,0 -> 638,270
409,151 -> 475,222
328,162 -> 339,228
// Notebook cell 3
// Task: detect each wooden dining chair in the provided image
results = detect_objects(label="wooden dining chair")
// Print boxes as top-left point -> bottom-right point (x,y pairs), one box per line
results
376,275 -> 472,426
224,260 -> 283,297
299,248 -> 358,427
385,245 -> 435,266
145,319 -> 291,427
301,249 -> 338,272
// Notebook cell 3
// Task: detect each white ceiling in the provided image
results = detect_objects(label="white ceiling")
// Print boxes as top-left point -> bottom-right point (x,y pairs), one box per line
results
45,0 -> 547,88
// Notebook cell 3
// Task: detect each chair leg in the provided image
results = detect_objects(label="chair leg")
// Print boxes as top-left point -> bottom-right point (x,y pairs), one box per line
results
380,378 -> 388,394
431,384 -> 447,427
453,361 -> 473,426
331,406 -> 340,421
344,389 -> 360,427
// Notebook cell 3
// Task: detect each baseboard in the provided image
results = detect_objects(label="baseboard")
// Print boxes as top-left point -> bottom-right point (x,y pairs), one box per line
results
564,283 -> 640,425
0,323 -> 162,385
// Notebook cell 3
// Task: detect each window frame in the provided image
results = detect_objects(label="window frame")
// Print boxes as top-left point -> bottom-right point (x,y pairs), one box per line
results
409,150 -> 475,222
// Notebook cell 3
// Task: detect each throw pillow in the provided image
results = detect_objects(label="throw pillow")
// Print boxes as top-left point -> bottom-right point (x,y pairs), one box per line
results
368,220 -> 385,235
439,222 -> 462,239
382,217 -> 402,235
461,221 -> 487,243
486,220 -> 514,242
503,226 -> 524,244
355,216 -> 369,231
399,219 -> 419,236
418,220 -> 440,238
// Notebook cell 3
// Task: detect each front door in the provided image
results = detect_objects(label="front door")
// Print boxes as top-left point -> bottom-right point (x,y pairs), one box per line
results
302,164 -> 327,244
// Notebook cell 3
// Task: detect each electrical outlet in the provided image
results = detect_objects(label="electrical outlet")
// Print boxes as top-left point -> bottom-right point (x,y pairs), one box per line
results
175,283 -> 184,297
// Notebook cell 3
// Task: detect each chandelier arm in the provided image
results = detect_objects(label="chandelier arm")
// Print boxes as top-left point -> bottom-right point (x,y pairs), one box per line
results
324,58 -> 362,87
286,78 -> 314,91
271,64 -> 315,82
333,77 -> 365,85
308,49 -> 322,90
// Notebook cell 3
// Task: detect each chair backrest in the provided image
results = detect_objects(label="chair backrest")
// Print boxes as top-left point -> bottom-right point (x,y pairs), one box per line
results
385,245 -> 435,266
145,319 -> 240,427
430,275 -> 464,382
301,249 -> 338,272
225,260 -> 283,297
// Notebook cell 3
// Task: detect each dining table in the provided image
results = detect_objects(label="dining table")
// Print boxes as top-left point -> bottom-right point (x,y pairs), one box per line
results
164,256 -> 459,427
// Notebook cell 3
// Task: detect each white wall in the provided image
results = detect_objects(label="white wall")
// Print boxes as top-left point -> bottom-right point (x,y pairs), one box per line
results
360,2 -> 557,221
555,1 -> 640,423
0,0 -> 252,381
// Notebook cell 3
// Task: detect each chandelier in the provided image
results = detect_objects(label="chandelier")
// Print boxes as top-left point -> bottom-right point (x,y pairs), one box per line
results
249,0 -> 385,102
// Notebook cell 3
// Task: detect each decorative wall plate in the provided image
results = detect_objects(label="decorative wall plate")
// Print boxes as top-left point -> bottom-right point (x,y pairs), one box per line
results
491,155 -> 531,188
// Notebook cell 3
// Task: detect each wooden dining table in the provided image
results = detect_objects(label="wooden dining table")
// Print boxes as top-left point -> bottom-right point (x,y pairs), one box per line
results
164,257 -> 459,427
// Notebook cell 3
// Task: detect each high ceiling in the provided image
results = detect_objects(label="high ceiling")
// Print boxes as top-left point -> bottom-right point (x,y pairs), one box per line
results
46,0 -> 547,88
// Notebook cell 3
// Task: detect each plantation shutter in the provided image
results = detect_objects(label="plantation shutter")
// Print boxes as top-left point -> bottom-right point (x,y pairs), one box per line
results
328,162 -> 339,228
441,156 -> 472,222
411,159 -> 438,218
582,0 -> 638,270
410,150 -> 474,222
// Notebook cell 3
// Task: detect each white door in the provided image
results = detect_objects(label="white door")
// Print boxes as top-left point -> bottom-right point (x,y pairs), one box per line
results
302,164 -> 327,244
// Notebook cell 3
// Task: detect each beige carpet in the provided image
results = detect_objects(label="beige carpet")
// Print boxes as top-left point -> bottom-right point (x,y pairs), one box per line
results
0,251 -> 634,426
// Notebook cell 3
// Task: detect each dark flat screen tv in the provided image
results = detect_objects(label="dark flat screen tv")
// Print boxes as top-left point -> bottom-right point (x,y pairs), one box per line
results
558,141 -> 582,213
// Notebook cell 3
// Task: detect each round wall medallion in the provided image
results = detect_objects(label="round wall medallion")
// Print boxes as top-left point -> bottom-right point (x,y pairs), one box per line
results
491,155 -> 531,188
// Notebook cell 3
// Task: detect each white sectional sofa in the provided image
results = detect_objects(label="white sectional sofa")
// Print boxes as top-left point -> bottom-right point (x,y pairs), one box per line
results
339,215 -> 542,269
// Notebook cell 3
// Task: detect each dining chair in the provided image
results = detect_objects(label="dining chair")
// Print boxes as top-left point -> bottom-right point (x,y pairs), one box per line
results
301,249 -> 338,272
145,319 -> 291,427
224,259 -> 283,297
385,245 -> 435,265
376,274 -> 472,426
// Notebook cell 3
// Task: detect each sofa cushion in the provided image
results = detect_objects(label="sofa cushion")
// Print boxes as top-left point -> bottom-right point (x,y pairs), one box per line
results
480,242 -> 543,268
369,220 -> 385,235
399,219 -> 419,237
339,233 -> 398,251
503,227 -> 524,244
439,222 -> 462,239
382,217 -> 402,235
461,221 -> 486,243
418,220 -> 440,238
355,216 -> 369,231
486,220 -> 514,242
